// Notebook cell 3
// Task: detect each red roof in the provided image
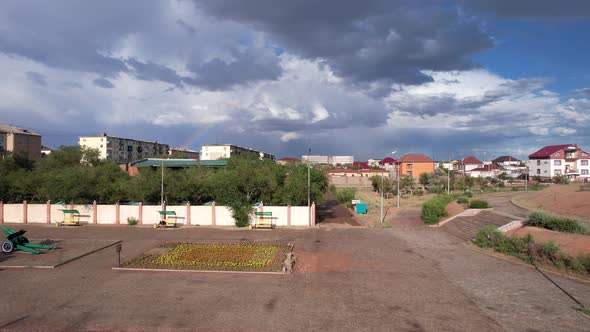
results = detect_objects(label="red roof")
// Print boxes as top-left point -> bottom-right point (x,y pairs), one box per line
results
462,156 -> 483,165
469,165 -> 497,172
379,157 -> 396,164
353,161 -> 370,169
278,157 -> 299,162
528,144 -> 572,159
396,153 -> 433,163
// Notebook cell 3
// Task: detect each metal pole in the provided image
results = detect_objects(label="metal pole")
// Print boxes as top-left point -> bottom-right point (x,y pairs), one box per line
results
380,174 -> 384,224
307,148 -> 311,227
397,162 -> 400,208
525,164 -> 528,191
160,158 -> 164,205
447,155 -> 451,194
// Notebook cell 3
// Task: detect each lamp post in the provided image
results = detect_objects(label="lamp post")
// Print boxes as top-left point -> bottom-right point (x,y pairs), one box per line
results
397,160 -> 400,208
380,151 -> 396,224
447,155 -> 452,194
160,158 -> 164,205
307,148 -> 311,227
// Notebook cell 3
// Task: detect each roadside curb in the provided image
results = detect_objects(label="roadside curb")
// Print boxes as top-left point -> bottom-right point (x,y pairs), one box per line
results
433,209 -> 490,227
112,267 -> 287,275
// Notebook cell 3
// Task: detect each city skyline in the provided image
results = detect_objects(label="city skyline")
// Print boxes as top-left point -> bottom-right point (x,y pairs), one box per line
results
1,1 -> 589,160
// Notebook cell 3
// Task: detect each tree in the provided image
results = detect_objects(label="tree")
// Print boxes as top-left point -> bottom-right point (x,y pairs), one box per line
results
400,175 -> 416,196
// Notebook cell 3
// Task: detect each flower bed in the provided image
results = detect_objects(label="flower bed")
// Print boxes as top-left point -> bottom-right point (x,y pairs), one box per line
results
123,242 -> 293,272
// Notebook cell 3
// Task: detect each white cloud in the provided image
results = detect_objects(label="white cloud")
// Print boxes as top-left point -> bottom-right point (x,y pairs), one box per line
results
280,132 -> 301,142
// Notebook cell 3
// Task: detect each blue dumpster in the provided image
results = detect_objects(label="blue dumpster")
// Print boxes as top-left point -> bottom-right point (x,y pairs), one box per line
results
355,202 -> 367,214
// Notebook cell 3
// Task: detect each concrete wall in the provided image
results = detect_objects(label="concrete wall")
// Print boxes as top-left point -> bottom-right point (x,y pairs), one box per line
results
0,201 -> 312,227
330,176 -> 373,187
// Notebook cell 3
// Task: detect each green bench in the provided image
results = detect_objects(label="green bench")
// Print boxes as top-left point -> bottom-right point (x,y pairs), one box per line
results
156,211 -> 177,228
254,211 -> 273,229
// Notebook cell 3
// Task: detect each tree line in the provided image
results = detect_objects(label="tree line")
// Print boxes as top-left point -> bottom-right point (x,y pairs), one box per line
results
0,146 -> 328,207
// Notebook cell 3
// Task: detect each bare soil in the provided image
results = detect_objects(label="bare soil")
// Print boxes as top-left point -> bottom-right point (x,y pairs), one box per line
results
446,201 -> 466,219
513,184 -> 590,224
511,226 -> 590,256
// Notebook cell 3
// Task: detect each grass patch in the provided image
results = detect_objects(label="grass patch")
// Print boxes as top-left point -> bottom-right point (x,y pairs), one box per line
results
421,194 -> 457,224
576,305 -> 590,316
469,199 -> 490,209
457,197 -> 469,204
123,242 -> 292,272
527,211 -> 588,234
334,187 -> 357,208
473,227 -> 590,276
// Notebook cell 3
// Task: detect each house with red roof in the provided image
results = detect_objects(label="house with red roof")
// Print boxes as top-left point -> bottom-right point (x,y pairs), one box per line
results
378,156 -> 396,171
395,153 -> 434,178
461,156 -> 484,172
527,144 -> 590,181
352,161 -> 370,169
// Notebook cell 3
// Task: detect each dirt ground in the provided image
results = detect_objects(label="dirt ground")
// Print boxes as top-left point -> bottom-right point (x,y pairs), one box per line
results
446,201 -> 466,219
512,226 -> 590,256
353,188 -> 432,227
512,184 -> 590,223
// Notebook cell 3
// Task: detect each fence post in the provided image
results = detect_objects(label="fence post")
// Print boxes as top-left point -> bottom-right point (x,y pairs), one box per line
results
311,202 -> 316,226
211,202 -> 216,226
93,200 -> 97,224
287,205 -> 291,226
0,200 -> 3,224
138,202 -> 143,225
115,201 -> 120,225
46,200 -> 51,224
23,200 -> 28,224
186,201 -> 191,226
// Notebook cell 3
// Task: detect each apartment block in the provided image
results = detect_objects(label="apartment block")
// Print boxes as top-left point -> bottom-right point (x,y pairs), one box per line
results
301,155 -> 354,165
169,147 -> 200,159
200,144 -> 275,161
0,125 -> 42,160
527,144 -> 590,180
79,133 -> 169,164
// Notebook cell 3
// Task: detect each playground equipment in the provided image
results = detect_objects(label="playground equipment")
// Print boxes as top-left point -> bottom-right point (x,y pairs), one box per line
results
0,225 -> 57,254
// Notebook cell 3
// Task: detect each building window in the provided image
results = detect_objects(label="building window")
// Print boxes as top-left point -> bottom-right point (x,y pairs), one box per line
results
582,160 -> 589,166
554,160 -> 562,166
536,160 -> 540,166
582,170 -> 589,175
537,169 -> 540,175
407,164 -> 413,169
555,170 -> 562,176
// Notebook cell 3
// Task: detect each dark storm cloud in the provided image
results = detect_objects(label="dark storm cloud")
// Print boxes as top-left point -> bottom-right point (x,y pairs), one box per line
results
26,71 -> 47,86
192,0 -> 494,85
462,0 -> 590,18
185,48 -> 282,90
93,77 -> 114,89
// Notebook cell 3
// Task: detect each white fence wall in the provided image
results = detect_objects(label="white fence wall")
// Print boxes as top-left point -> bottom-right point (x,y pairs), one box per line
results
0,202 -> 313,227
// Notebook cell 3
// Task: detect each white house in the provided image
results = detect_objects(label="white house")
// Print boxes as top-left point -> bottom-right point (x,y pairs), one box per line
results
200,144 -> 274,161
527,144 -> 590,181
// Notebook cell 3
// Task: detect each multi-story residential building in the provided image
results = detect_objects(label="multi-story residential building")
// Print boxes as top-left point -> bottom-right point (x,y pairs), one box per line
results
395,153 -> 435,178
200,144 -> 275,161
0,129 -> 6,154
301,155 -> 354,166
0,125 -> 42,160
493,156 -> 521,167
527,144 -> 590,181
460,156 -> 485,172
169,147 -> 199,159
79,133 -> 169,164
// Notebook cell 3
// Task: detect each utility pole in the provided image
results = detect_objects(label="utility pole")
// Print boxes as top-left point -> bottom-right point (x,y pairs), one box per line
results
397,161 -> 400,208
160,158 -> 164,205
447,155 -> 451,194
307,148 -> 311,227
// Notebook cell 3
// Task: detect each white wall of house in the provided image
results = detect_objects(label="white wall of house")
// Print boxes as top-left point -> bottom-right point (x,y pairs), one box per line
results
464,163 -> 484,172
577,159 -> 590,177
528,159 -> 553,178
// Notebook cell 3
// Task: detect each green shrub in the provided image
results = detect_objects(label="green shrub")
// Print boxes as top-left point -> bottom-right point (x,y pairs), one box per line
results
127,217 -> 138,226
511,187 -> 518,191
329,184 -> 337,194
469,199 -> 490,209
421,194 -> 456,224
229,204 -> 254,227
473,228 -> 590,276
533,183 -> 542,190
415,189 -> 424,196
335,188 -> 356,208
457,197 -> 468,204
527,211 -> 587,234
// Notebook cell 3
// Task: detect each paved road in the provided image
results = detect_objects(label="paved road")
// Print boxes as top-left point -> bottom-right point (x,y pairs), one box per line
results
476,192 -> 531,218
0,221 -> 588,331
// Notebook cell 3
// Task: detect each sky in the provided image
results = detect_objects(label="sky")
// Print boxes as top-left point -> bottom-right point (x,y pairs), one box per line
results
1,0 -> 589,161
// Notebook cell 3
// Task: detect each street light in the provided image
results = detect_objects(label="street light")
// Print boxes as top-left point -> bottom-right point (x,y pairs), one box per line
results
307,148 -> 311,227
160,158 -> 164,206
380,151 -> 396,224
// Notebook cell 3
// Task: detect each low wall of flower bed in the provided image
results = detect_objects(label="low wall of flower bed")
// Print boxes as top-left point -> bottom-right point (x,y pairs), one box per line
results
0,201 -> 315,227
122,242 -> 293,272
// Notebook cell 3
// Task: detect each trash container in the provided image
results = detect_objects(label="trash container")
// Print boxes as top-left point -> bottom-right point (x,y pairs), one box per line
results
355,202 -> 367,214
